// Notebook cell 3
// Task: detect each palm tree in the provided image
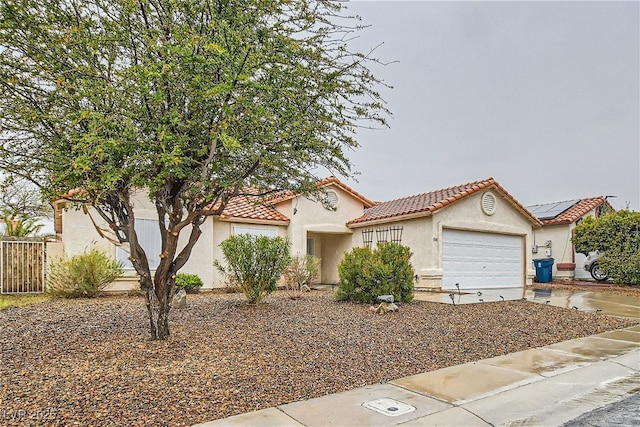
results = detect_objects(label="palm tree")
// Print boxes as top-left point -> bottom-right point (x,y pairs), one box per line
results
1,216 -> 44,237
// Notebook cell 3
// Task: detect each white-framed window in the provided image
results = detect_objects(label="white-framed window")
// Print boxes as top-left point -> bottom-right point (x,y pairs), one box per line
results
116,218 -> 163,270
307,238 -> 315,255
232,226 -> 278,238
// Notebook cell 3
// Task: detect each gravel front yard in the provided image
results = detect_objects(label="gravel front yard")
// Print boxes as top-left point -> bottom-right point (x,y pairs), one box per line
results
1,290 -> 638,426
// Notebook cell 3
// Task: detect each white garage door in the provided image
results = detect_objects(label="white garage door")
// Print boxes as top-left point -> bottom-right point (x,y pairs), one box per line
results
442,229 -> 523,290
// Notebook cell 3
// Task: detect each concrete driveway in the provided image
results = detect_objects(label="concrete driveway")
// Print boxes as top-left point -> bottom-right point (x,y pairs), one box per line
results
414,285 -> 640,319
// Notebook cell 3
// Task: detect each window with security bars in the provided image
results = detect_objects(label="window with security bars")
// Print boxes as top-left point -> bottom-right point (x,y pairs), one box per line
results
362,229 -> 373,248
376,228 -> 389,243
389,226 -> 403,243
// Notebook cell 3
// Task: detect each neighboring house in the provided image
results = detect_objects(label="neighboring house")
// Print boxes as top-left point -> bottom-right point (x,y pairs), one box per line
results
527,197 -> 613,280
54,177 -> 542,291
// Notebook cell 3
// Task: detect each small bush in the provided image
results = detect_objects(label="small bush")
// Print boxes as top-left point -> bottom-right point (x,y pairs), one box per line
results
47,248 -> 124,298
283,254 -> 320,299
214,234 -> 291,304
175,273 -> 203,293
336,242 -> 414,303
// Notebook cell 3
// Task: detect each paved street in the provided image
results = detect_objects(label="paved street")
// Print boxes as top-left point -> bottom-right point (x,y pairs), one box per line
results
563,392 -> 640,426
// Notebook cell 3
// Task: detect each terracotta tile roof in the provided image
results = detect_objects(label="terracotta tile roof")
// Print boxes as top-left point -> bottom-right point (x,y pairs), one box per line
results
347,177 -> 542,227
58,188 -> 86,199
219,193 -> 290,224
316,176 -> 376,208
265,176 -> 376,208
528,197 -> 612,225
59,181 -> 338,224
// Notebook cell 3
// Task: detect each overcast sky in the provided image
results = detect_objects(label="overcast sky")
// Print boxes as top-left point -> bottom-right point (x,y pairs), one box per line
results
338,0 -> 639,211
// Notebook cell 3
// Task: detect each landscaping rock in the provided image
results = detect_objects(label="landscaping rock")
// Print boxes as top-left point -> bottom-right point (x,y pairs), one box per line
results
0,290 -> 637,427
376,294 -> 394,303
174,289 -> 187,309
370,301 -> 399,314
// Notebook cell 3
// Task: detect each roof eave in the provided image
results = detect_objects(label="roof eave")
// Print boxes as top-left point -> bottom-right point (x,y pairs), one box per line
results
217,216 -> 290,226
348,210 -> 433,228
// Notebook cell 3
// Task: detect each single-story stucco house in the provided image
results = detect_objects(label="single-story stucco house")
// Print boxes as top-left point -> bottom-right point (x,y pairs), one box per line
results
527,197 -> 613,280
53,177 -> 543,291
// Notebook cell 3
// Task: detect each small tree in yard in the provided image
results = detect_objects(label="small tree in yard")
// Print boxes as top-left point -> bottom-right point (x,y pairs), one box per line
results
336,242 -> 414,303
0,0 -> 388,339
215,234 -> 291,304
0,176 -> 52,220
573,211 -> 640,285
283,254 -> 320,299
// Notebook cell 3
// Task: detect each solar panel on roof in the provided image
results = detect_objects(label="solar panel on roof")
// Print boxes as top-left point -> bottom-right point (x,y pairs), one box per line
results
527,199 -> 580,220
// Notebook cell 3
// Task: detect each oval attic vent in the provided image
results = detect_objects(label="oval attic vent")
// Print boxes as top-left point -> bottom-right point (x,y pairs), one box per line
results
324,191 -> 339,210
481,192 -> 496,215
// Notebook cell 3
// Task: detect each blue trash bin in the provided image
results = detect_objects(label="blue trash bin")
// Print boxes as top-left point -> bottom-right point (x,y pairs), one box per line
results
534,258 -> 554,283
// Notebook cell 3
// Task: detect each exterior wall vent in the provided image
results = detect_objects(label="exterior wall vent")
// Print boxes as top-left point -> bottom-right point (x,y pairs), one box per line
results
323,190 -> 339,210
481,192 -> 496,216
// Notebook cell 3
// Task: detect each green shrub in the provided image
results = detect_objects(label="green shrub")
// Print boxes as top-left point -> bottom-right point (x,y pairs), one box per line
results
336,242 -> 414,303
175,273 -> 203,293
283,254 -> 320,299
599,244 -> 640,285
47,248 -> 124,298
214,234 -> 291,304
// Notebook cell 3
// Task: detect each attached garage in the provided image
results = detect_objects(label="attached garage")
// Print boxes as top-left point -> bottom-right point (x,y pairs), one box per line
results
347,177 -> 542,290
441,229 -> 523,290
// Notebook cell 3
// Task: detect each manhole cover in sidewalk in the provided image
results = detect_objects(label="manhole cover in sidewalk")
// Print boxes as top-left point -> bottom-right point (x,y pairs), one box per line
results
362,398 -> 416,417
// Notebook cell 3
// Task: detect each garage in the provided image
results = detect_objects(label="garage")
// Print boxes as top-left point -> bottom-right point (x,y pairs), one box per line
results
441,228 -> 524,290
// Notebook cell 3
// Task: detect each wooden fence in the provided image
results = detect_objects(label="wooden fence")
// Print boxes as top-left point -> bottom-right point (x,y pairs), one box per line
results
0,237 -> 46,294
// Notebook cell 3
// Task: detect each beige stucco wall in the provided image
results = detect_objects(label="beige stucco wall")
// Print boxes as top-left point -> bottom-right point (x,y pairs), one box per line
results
61,190 -> 216,291
281,186 -> 361,251
44,241 -> 65,290
313,233 -> 353,284
431,189 -> 536,287
532,224 -> 574,279
276,185 -> 364,284
210,220 -> 288,287
60,184 -> 540,291
349,189 -> 537,289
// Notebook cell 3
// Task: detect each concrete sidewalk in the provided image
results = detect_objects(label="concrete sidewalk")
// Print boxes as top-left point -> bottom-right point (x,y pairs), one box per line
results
194,325 -> 639,427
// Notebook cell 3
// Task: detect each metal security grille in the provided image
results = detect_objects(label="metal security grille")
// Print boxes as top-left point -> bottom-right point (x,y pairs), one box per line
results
0,238 -> 46,294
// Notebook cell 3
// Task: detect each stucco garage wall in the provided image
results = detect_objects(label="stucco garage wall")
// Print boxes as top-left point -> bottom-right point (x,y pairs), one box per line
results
347,217 -> 433,286
347,189 -> 536,289
418,189 -> 535,288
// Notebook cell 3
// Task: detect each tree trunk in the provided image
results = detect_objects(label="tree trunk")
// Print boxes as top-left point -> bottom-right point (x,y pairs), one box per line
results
145,282 -> 173,340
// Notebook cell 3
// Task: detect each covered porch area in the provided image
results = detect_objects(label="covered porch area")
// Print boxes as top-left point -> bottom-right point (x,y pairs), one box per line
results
305,225 -> 354,285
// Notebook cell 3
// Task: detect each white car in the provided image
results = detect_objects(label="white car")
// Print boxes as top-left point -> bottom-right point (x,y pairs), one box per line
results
584,251 -> 609,282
